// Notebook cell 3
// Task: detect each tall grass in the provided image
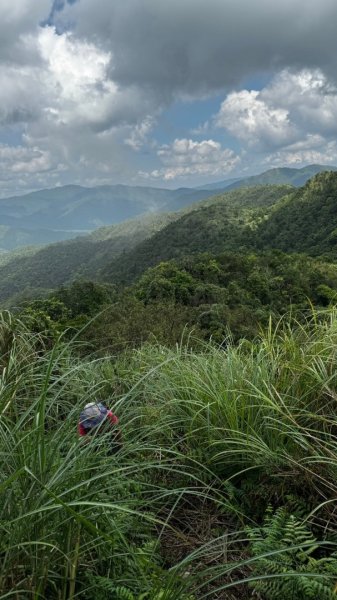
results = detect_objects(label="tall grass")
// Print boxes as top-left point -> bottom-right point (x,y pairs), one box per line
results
0,314 -> 227,599
120,311 -> 337,478
2,309 -> 337,597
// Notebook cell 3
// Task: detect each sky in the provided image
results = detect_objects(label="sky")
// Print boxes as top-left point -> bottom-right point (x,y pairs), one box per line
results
1,0 -> 337,196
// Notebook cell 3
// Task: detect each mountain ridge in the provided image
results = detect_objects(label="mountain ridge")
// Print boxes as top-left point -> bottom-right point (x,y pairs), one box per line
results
1,169 -> 337,305
0,164 -> 335,251
0,184 -> 291,303
209,164 -> 337,191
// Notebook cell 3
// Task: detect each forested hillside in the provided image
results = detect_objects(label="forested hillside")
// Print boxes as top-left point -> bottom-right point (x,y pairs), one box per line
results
2,172 -> 337,308
4,172 -> 337,599
257,171 -> 337,258
19,251 -> 337,350
0,213 -> 177,304
0,165 -> 332,251
0,185 -> 290,303
101,172 -> 337,286
99,185 -> 291,284
223,163 -> 337,190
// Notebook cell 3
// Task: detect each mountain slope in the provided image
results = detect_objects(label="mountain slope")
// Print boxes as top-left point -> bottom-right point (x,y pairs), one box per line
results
4,171 -> 337,305
0,183 -> 217,239
0,224 -> 83,251
203,164 -> 337,192
0,185 -> 291,304
257,171 -> 337,258
1,165 -> 334,251
99,185 -> 291,285
0,212 -> 178,303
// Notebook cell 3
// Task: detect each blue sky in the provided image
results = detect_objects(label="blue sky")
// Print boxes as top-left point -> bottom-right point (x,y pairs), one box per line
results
1,0 -> 337,196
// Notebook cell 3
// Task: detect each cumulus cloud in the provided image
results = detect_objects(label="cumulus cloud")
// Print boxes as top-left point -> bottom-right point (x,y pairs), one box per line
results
216,89 -> 295,150
0,20 -> 160,195
215,69 -> 337,161
0,21 -> 163,134
263,70 -> 337,135
0,144 -> 52,180
263,137 -> 337,168
37,27 -> 119,130
140,138 -> 240,181
2,1 -> 337,194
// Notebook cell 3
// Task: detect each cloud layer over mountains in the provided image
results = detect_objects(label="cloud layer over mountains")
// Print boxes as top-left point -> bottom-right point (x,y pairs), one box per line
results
1,0 -> 337,195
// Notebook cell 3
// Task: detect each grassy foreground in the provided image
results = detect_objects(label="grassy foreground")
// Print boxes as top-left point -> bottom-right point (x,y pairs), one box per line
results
2,311 -> 337,598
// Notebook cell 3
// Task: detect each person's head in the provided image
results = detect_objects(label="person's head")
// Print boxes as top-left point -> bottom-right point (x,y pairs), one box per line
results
79,402 -> 108,432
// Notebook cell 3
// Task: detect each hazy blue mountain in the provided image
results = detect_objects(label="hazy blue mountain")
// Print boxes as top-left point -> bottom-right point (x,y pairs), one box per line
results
196,176 -> 242,190
198,164 -> 337,192
1,164 -> 336,251
0,185 -> 291,304
0,212 -> 179,304
0,225 -> 84,252
0,184 -> 214,232
222,164 -> 337,191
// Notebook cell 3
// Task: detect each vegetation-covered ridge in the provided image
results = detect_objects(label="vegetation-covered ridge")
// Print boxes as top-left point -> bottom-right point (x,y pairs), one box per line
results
100,171 -> 337,286
221,163 -> 337,191
257,170 -> 337,258
0,164 -> 330,252
2,170 -> 337,307
3,309 -> 337,598
16,249 -> 337,354
0,183 -> 218,250
97,185 -> 291,285
0,212 -> 178,304
0,184 -> 291,304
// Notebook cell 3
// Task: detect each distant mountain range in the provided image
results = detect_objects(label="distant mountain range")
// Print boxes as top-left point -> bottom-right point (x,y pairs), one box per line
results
0,185 -> 289,303
0,185 -> 213,250
99,185 -> 292,285
105,171 -> 337,286
2,169 -> 337,305
198,164 -> 337,191
0,164 -> 335,251
0,212 -> 179,303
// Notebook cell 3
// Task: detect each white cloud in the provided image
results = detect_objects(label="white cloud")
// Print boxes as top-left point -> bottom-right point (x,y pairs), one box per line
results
0,22 -> 160,195
141,138 -> 240,181
0,25 -> 157,134
124,116 -> 156,150
0,144 -> 52,179
261,70 -> 337,135
263,137 -> 337,167
39,28 -> 113,102
2,2 -> 337,194
215,69 -> 337,166
37,27 -> 119,130
216,89 -> 295,150
0,26 -> 118,131
38,27 -> 123,128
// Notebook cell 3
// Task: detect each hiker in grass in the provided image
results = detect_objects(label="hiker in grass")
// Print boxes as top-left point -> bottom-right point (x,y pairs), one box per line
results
78,402 -> 122,452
